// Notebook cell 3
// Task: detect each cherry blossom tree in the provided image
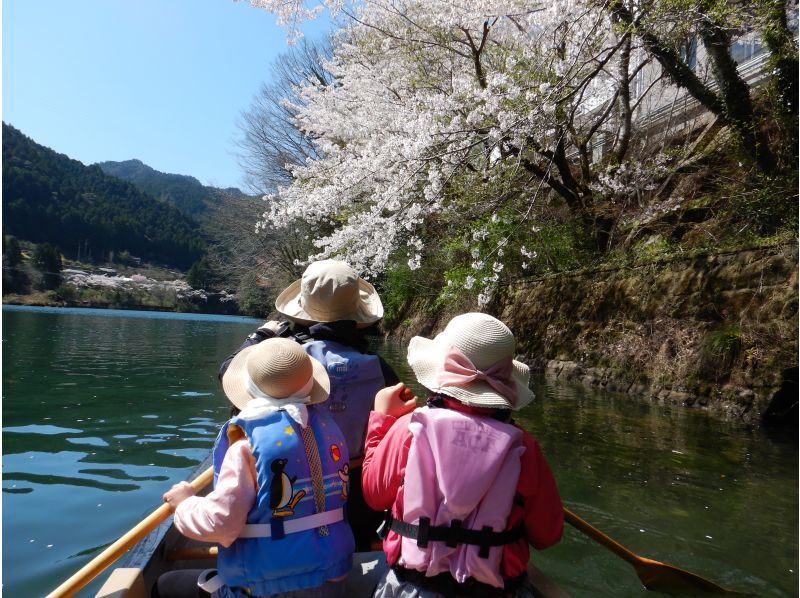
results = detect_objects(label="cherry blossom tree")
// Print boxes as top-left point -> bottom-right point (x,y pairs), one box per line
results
246,1 -> 664,301
242,0 -> 796,306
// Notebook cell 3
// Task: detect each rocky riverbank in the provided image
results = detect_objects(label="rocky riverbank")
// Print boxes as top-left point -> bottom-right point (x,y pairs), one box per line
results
388,241 -> 798,427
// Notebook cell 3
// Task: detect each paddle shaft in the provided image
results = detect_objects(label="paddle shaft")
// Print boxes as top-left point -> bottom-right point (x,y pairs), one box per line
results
46,466 -> 214,598
563,507 -> 643,566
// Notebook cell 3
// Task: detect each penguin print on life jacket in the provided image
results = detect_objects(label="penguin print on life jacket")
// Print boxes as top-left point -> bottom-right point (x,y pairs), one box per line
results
269,458 -> 307,517
338,463 -> 350,500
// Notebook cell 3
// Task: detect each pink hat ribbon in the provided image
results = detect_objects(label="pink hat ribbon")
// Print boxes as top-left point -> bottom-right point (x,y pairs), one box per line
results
436,345 -> 517,402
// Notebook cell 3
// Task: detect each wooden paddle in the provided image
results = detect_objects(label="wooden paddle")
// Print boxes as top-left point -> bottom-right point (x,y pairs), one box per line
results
46,466 -> 214,598
564,507 -> 731,594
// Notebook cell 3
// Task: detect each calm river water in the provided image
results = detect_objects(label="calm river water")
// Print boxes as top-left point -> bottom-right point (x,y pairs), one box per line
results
2,306 -> 797,597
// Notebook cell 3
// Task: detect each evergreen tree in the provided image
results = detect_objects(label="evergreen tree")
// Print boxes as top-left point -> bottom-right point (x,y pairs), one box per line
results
32,243 -> 62,290
4,235 -> 22,267
186,256 -> 212,289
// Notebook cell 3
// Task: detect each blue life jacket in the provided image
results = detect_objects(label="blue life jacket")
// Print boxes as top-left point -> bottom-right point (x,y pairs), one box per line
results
300,339 -> 386,460
211,405 -> 355,596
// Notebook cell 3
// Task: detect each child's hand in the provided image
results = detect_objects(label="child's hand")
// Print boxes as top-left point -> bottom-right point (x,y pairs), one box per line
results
374,383 -> 418,418
163,481 -> 196,511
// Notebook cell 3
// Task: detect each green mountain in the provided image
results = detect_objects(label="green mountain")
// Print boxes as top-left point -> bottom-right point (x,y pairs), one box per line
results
2,123 -> 204,269
97,159 -> 250,218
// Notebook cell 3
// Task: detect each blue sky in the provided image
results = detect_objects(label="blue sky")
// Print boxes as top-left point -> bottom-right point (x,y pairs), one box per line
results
2,0 -> 329,190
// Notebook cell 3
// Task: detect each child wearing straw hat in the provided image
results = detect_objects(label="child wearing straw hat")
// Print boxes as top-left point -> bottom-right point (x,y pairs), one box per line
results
219,259 -> 399,551
159,338 -> 355,598
362,313 -> 563,597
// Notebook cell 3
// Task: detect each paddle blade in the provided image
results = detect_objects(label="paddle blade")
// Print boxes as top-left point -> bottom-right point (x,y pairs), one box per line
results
564,508 -> 733,595
636,557 -> 730,594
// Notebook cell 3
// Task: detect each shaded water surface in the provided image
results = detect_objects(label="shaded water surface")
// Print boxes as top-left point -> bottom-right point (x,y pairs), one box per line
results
2,306 -> 797,597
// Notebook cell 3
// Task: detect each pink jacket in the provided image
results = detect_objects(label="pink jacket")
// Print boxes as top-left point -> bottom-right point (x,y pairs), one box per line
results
173,439 -> 257,547
362,398 -> 563,582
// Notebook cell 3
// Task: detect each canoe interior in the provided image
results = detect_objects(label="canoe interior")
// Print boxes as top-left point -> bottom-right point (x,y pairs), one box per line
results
97,457 -> 567,597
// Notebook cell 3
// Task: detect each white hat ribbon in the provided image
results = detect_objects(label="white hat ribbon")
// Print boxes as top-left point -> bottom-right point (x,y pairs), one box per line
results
436,345 -> 518,404
240,372 -> 314,427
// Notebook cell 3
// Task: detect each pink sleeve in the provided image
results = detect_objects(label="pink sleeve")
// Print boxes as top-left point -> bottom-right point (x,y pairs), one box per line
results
173,439 -> 257,548
362,411 -> 413,511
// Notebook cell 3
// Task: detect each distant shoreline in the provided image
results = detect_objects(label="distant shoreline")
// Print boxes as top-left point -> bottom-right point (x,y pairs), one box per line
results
2,302 -> 262,323
2,294 -> 249,318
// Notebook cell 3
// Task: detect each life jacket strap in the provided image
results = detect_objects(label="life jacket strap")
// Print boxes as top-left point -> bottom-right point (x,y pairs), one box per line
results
239,507 -> 344,539
386,514 -> 525,558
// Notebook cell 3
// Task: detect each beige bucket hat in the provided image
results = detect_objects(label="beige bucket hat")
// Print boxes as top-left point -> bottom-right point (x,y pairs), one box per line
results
222,337 -> 330,410
407,313 -> 534,410
275,260 -> 383,328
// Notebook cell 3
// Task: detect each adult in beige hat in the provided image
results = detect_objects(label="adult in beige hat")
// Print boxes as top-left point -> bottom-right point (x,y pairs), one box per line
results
219,259 -> 399,552
274,259 -> 384,327
160,338 -> 355,598
361,313 -> 563,597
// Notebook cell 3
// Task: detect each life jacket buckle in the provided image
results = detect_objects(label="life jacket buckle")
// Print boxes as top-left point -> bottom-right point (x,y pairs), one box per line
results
446,519 -> 462,548
416,516 -> 431,548
377,513 -> 391,539
478,525 -> 493,558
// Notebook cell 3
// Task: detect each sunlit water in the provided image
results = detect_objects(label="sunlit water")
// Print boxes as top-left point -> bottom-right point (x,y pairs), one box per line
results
2,306 -> 797,597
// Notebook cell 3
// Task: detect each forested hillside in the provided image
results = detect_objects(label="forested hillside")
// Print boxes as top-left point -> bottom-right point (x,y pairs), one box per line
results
95,157 -> 272,311
97,159 -> 249,217
2,123 -> 205,269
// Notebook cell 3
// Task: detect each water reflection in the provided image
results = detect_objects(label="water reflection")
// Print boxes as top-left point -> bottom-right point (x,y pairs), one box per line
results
75,468 -> 170,482
4,470 -> 141,492
515,377 -> 798,597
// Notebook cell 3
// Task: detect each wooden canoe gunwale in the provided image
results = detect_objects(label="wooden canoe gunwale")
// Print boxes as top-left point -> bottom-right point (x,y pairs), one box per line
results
109,455 -> 217,592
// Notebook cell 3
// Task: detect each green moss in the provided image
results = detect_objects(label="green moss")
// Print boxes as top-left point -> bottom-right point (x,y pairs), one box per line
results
698,324 -> 743,382
632,235 -> 672,264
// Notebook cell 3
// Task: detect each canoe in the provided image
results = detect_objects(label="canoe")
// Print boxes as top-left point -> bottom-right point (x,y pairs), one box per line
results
93,457 -> 568,598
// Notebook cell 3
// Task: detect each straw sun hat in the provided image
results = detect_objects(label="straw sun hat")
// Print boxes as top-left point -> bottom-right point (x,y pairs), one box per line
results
222,338 -> 330,411
275,260 -> 383,328
407,313 -> 534,411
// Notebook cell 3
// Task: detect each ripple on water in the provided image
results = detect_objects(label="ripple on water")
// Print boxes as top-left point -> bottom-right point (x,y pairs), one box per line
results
66,437 -> 109,447
178,427 -> 212,435
4,425 -> 83,435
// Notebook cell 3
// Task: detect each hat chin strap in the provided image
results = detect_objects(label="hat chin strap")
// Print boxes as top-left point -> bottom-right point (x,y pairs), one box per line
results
241,373 -> 314,427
